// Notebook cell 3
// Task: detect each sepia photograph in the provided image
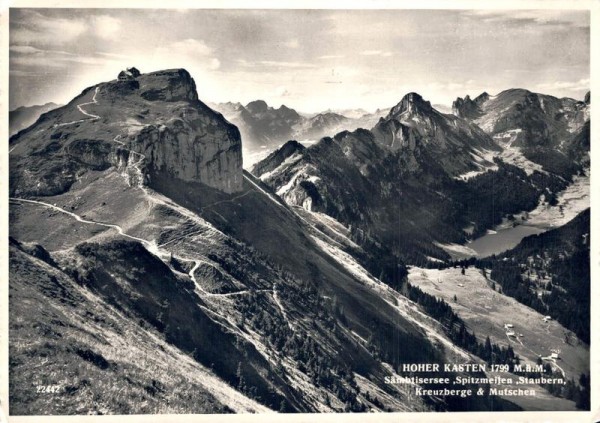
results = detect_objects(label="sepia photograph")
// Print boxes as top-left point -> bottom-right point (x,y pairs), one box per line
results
2,2 -> 596,421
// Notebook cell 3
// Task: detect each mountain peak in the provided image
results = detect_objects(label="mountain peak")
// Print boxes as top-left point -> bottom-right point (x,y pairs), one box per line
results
246,100 -> 269,113
452,92 -> 489,119
106,68 -> 200,103
250,139 -> 305,176
10,67 -> 243,195
388,92 -> 433,118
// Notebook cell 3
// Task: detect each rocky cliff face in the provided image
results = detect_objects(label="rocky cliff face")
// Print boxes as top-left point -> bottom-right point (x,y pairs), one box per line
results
455,89 -> 589,146
451,92 -> 488,119
131,118 -> 242,194
9,68 -> 243,196
371,92 -> 498,176
452,88 -> 590,175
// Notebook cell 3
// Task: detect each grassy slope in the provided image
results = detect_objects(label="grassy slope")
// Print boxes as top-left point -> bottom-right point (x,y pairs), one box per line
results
407,266 -> 587,410
149,171 -> 533,412
151,171 -> 443,361
9,167 -> 421,412
9,240 -> 270,415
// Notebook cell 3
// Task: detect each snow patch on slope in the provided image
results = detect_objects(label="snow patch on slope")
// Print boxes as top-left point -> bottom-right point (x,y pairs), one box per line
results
455,148 -> 499,180
259,152 -> 303,181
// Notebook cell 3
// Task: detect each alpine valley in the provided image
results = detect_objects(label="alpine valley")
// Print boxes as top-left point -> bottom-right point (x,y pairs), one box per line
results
8,68 -> 590,415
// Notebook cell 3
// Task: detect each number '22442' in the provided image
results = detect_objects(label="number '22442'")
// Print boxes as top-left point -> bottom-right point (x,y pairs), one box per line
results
36,385 -> 62,394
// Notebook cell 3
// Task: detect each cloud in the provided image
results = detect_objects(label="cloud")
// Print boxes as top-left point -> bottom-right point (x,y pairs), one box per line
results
11,11 -> 122,46
11,10 -> 87,45
10,45 -> 120,69
10,45 -> 43,54
155,39 -> 220,70
318,55 -> 345,60
360,50 -> 393,57
93,15 -> 121,39
168,38 -> 214,56
96,51 -> 129,59
462,10 -> 589,29
536,78 -> 590,91
283,39 -> 300,49
11,54 -> 118,69
258,60 -> 316,69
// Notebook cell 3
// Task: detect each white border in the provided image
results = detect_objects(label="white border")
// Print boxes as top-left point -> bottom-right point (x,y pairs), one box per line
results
0,1 -> 597,422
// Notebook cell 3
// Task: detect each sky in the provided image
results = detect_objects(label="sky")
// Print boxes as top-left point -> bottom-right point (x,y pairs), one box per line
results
9,8 -> 590,113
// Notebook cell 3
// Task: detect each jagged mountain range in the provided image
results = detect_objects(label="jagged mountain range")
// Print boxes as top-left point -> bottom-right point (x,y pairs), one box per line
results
252,89 -> 589,261
8,68 -> 590,414
9,68 -> 507,414
453,89 -> 590,173
208,100 -> 386,155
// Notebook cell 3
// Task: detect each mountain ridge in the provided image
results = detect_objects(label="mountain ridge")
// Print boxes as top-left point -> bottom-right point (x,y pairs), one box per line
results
10,68 -> 514,414
9,68 -> 243,195
9,68 -> 590,414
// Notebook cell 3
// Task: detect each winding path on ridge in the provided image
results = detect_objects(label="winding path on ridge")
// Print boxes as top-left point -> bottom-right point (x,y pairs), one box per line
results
9,86 -> 101,155
9,198 -> 152,248
9,85 -> 298,330
54,86 -> 101,127
9,195 -> 293,319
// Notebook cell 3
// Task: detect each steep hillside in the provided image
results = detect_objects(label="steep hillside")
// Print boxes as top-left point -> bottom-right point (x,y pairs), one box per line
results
251,126 -> 474,263
8,238 -> 271,415
372,93 -> 500,177
9,68 -> 522,414
453,89 -> 589,177
481,209 -> 590,344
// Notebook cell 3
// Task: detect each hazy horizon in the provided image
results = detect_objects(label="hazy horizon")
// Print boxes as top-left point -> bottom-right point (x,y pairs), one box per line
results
9,8 -> 590,112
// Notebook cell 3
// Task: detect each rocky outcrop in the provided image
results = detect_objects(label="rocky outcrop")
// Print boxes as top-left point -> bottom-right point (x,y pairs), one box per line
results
9,68 -> 244,196
452,96 -> 476,119
388,92 -> 433,116
461,89 -> 589,151
452,92 -> 489,119
245,100 -> 269,114
139,69 -> 199,102
371,92 -> 498,176
132,69 -> 243,193
130,115 -> 242,194
250,139 -> 305,177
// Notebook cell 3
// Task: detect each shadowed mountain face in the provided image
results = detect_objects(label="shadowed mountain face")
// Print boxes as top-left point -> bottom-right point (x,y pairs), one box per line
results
372,92 -> 500,177
209,100 -> 303,151
10,68 -> 518,414
9,102 -> 61,136
252,90 -> 590,262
